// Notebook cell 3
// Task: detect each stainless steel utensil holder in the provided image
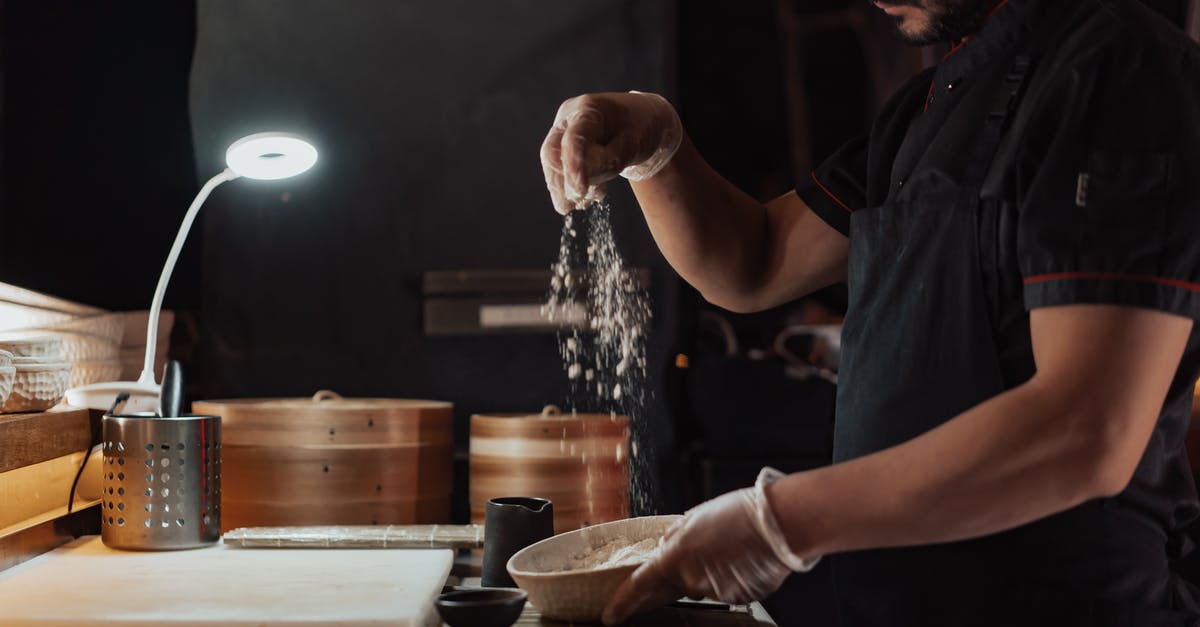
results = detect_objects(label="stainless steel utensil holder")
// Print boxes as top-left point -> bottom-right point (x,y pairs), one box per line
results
101,413 -> 222,550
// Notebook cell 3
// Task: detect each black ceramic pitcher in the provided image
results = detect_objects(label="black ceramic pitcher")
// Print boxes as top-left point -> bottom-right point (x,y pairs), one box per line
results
482,497 -> 554,587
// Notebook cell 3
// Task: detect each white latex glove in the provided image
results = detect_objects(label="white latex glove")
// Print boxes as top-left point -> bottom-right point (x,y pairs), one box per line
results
539,91 -> 683,215
602,468 -> 819,625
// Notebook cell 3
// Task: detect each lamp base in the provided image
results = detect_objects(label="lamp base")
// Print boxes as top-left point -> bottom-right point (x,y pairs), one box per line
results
65,380 -> 160,412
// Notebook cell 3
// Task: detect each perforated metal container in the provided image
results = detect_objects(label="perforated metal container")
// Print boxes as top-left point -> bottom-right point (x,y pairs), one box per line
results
100,413 -> 222,550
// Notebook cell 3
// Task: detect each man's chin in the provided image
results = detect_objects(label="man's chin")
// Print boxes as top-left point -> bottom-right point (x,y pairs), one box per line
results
892,16 -> 944,46
895,24 -> 944,46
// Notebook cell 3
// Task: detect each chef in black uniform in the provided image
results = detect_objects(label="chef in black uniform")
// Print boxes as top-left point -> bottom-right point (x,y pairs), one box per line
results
541,0 -> 1200,624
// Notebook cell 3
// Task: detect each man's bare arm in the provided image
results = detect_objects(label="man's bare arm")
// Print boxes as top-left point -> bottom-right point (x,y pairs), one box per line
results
768,304 -> 1192,557
541,92 -> 848,313
632,135 -> 848,312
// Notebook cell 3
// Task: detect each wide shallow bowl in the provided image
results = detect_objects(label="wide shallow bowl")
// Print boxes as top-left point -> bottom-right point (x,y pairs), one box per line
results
3,330 -> 118,362
12,355 -> 64,366
0,301 -> 77,333
69,359 -> 124,388
435,588 -> 527,627
0,366 -> 14,409
2,362 -> 70,413
9,312 -> 125,344
507,515 -> 681,623
0,282 -> 105,316
117,310 -> 174,348
0,336 -> 64,359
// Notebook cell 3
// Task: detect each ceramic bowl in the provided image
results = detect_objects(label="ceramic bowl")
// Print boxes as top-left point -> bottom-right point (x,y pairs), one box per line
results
12,355 -> 63,366
69,359 -> 124,388
0,336 -> 65,359
507,515 -> 681,623
435,588 -> 527,627
0,283 -> 104,316
0,301 -> 77,333
118,310 -> 174,349
9,312 -> 125,344
0,366 -> 15,409
0,349 -> 12,369
2,362 -> 71,413
3,330 -> 118,362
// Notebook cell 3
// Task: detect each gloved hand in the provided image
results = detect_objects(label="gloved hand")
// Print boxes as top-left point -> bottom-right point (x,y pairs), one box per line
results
540,91 -> 683,215
601,468 -> 819,625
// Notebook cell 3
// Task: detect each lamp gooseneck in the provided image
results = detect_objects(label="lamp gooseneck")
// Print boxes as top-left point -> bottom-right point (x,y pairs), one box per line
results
137,168 -> 240,385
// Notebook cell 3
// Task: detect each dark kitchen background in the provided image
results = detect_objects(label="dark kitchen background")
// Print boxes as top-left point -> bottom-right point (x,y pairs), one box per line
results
0,1 -> 1197,623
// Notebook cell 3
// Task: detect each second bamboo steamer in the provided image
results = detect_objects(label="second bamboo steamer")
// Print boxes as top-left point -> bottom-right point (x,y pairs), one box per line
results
470,406 -> 629,534
193,390 -> 453,531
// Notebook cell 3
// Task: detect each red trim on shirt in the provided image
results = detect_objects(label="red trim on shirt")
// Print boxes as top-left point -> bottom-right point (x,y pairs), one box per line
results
987,0 -> 1012,17
1023,272 -> 1200,293
939,0 -> 1011,62
810,172 -> 854,214
942,38 -> 969,61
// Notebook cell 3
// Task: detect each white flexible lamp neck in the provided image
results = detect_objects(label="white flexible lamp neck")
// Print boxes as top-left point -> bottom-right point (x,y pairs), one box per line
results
137,168 -> 240,385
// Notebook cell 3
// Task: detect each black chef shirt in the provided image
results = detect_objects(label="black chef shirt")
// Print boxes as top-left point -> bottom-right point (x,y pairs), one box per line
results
796,0 -> 1200,623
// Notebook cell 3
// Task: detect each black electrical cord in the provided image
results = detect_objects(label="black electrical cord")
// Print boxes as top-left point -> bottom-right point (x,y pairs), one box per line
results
67,393 -> 129,514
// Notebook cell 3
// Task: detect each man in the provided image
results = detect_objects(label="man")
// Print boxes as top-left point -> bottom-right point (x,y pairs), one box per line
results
541,0 -> 1200,624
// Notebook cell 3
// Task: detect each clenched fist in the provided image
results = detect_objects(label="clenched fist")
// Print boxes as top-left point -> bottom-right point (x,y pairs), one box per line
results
540,91 -> 683,215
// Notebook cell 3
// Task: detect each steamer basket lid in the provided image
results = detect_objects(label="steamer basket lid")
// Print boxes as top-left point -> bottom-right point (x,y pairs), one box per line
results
194,390 -> 453,412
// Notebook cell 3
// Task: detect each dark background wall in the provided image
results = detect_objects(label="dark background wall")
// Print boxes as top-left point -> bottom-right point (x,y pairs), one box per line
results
0,2 -> 201,311
190,0 -> 674,397
188,0 -> 682,516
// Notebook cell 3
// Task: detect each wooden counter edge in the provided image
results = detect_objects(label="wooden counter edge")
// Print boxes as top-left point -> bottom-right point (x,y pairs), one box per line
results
0,406 -> 93,474
0,504 -> 100,573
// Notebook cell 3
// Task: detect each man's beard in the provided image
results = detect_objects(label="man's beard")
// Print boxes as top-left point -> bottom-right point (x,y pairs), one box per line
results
883,0 -> 996,46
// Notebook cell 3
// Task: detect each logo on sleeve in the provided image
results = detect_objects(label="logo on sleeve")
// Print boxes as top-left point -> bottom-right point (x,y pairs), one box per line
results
1075,173 -> 1089,208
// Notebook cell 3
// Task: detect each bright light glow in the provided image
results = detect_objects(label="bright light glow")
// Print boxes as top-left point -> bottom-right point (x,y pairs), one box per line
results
225,132 -> 318,180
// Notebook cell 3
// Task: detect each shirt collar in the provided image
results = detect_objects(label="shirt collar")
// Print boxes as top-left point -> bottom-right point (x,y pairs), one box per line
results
935,0 -> 1049,82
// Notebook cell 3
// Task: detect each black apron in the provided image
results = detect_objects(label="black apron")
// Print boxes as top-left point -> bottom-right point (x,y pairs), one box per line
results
826,19 -> 1200,627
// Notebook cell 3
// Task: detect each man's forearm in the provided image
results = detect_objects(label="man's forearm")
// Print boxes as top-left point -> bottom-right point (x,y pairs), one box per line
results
765,304 -> 1189,562
630,135 -> 848,312
630,134 -> 773,310
767,377 -> 1128,560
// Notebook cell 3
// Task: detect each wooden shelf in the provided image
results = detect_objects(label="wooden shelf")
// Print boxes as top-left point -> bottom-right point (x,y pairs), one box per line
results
0,406 -> 92,474
0,505 -> 99,573
0,406 -> 98,572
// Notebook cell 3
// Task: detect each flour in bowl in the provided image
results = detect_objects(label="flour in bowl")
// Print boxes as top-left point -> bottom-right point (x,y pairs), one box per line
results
565,537 -> 660,571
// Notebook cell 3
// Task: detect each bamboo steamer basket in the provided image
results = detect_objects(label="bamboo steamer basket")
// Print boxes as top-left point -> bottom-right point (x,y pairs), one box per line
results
470,406 -> 629,534
192,390 -> 454,532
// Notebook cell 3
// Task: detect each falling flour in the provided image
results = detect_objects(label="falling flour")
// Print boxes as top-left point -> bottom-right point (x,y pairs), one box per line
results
544,200 -> 656,516
546,201 -> 650,400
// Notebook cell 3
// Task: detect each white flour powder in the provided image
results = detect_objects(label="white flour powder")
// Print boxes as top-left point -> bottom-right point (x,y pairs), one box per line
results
545,201 -> 650,401
564,537 -> 660,571
543,200 -> 655,515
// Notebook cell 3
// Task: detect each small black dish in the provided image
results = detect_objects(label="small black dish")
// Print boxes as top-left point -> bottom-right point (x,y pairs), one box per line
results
435,588 -> 528,627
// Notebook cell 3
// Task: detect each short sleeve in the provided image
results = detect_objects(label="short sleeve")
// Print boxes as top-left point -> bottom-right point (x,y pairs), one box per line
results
796,135 -> 868,237
1018,40 -> 1200,319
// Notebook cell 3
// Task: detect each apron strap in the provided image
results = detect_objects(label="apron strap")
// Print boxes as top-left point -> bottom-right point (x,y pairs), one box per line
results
960,53 -> 1036,190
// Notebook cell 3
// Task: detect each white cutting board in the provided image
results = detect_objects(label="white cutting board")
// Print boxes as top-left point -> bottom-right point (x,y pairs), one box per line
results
0,536 -> 453,626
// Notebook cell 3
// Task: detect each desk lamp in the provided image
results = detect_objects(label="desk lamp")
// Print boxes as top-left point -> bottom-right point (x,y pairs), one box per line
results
65,132 -> 318,411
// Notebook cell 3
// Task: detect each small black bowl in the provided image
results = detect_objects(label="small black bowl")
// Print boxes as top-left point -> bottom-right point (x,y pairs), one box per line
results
435,588 -> 528,627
